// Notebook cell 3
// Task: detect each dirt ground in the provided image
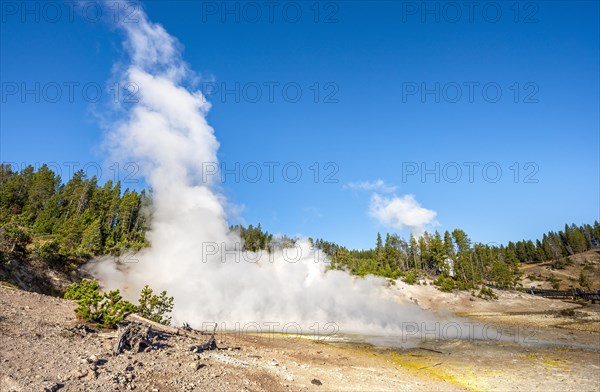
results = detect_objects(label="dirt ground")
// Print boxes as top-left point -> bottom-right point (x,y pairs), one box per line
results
1,281 -> 599,392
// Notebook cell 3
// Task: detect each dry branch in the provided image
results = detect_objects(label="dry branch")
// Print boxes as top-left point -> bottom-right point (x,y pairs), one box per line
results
125,314 -> 179,334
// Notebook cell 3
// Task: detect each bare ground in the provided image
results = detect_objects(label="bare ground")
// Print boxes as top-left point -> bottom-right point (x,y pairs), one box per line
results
1,280 -> 599,392
519,249 -> 600,290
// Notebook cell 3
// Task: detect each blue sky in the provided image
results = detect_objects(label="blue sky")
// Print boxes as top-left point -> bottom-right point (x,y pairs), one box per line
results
1,1 -> 599,249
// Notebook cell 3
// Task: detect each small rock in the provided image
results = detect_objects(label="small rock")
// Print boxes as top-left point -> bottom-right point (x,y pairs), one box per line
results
311,378 -> 323,386
43,383 -> 62,392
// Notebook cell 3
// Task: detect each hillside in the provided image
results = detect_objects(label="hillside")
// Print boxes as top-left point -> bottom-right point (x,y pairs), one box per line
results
520,249 -> 600,290
0,253 -> 86,296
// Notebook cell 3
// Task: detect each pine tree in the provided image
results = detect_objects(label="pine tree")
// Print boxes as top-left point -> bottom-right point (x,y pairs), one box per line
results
78,218 -> 103,257
443,230 -> 454,258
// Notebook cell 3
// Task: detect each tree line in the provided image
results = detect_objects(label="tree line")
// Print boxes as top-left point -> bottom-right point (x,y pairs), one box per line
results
0,164 -> 148,260
311,222 -> 599,290
1,164 -> 597,292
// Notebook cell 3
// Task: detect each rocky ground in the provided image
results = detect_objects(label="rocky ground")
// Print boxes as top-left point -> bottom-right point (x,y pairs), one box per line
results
1,281 -> 599,391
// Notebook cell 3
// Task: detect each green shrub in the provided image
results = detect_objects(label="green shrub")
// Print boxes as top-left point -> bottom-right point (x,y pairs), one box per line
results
0,222 -> 31,256
402,270 -> 417,285
455,280 -> 471,291
433,276 -> 456,292
546,274 -> 560,290
36,240 -> 61,263
137,285 -> 174,325
64,279 -> 173,328
551,257 -> 572,270
579,271 -> 591,290
64,278 -> 100,301
477,286 -> 497,300
65,279 -> 136,328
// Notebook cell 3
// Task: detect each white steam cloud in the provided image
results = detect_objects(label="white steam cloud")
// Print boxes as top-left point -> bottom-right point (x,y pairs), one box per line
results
90,2 -> 440,336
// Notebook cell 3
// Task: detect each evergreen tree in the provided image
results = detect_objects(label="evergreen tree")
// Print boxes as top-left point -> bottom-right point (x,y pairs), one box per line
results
78,218 -> 103,257
443,230 -> 455,258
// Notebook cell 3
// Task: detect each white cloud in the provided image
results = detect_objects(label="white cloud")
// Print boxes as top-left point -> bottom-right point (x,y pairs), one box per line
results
368,193 -> 438,235
344,179 -> 398,193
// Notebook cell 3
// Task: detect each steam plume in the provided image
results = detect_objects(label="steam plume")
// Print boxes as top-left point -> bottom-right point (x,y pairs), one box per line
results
91,2 -> 437,335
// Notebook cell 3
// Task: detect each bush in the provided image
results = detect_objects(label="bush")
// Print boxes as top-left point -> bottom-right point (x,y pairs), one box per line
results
137,285 -> 174,325
579,271 -> 591,290
64,279 -> 136,328
0,222 -> 31,256
433,276 -> 456,292
402,270 -> 417,285
64,278 -> 100,301
477,286 -> 497,300
64,279 -> 174,328
552,257 -> 572,270
546,274 -> 560,290
455,280 -> 473,291
36,240 -> 61,263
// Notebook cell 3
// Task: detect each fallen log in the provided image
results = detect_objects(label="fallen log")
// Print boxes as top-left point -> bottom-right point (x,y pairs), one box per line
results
124,314 -> 212,338
113,315 -> 220,356
125,314 -> 179,334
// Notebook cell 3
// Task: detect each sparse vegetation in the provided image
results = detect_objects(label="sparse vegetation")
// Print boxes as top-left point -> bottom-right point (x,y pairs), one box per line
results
546,274 -> 561,290
137,285 -> 174,325
551,257 -> 572,270
477,286 -> 498,300
64,279 -> 174,328
433,276 -> 456,292
401,270 -> 418,285
579,271 -> 591,291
